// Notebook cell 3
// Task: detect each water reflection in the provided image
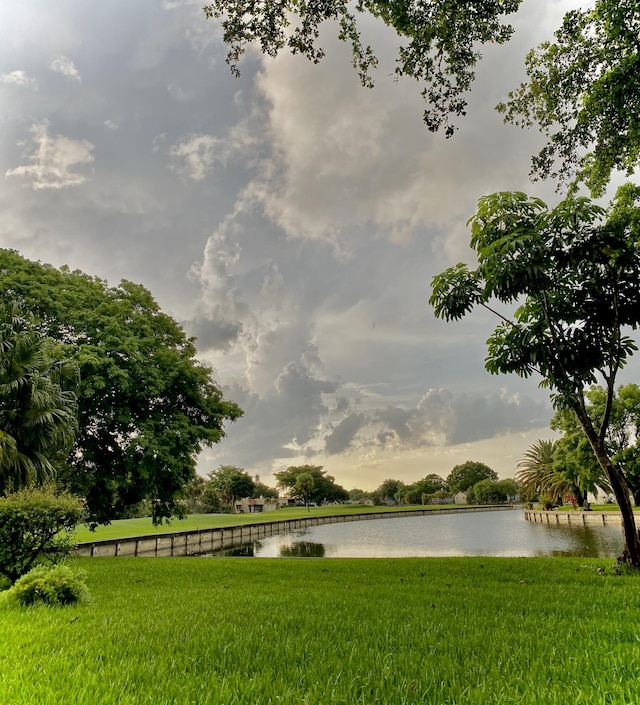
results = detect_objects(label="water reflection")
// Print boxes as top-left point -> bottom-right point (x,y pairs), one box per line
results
217,544 -> 257,557
280,541 -> 326,558
210,510 -> 624,558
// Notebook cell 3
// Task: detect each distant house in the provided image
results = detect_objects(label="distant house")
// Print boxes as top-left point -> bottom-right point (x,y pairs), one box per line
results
588,490 -> 614,505
454,492 -> 467,505
234,497 -> 278,514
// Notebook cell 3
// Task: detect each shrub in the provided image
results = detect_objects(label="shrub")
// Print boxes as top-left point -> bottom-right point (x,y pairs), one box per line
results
7,564 -> 89,606
0,486 -> 84,584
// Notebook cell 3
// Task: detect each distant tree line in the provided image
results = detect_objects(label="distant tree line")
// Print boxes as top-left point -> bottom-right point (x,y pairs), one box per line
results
185,464 -> 350,513
348,462 -> 520,507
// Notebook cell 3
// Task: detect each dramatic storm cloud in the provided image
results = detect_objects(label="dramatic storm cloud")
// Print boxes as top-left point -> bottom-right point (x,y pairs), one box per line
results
2,0 -> 632,489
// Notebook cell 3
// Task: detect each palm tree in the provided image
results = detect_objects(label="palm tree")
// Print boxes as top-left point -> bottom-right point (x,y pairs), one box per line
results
516,439 -> 576,506
0,304 -> 78,493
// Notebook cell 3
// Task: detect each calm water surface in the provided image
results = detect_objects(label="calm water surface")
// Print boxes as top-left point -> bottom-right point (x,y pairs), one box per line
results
220,509 -> 624,558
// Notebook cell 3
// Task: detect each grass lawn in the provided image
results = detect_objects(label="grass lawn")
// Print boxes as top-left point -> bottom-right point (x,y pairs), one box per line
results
554,504 -> 623,512
2,556 -> 640,704
74,504 -> 463,542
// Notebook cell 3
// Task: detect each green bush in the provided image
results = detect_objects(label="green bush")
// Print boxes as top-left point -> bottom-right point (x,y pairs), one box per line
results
7,564 -> 89,606
0,486 -> 84,584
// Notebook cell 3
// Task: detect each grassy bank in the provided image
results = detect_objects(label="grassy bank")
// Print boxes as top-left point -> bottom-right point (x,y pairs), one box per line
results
74,504 -> 462,542
2,556 -> 640,704
555,504 -> 622,512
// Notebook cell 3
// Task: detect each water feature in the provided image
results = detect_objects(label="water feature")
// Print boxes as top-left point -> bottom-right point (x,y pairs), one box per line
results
215,509 -> 624,558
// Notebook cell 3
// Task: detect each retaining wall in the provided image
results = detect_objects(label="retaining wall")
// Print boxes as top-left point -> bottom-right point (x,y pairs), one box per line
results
76,505 -> 516,558
524,509 -> 631,526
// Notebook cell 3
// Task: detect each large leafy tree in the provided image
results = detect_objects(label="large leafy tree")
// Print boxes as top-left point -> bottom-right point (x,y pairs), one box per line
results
374,477 -> 408,504
466,478 -> 515,505
446,461 -> 497,495
430,185 -> 640,565
499,0 -> 640,195
404,473 -> 447,503
204,0 -> 521,136
294,472 -> 316,511
0,304 -> 78,494
275,465 -> 348,504
207,465 -> 256,511
0,250 -> 242,525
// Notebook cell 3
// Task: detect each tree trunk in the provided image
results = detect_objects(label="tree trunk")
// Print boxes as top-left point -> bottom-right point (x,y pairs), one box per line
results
574,407 -> 640,567
572,485 -> 586,508
592,441 -> 640,566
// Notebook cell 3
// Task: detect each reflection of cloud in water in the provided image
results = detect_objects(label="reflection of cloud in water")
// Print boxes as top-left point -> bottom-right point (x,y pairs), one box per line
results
248,511 -> 623,558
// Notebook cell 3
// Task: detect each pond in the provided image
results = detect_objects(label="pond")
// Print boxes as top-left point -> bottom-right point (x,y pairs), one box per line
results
216,509 -> 624,558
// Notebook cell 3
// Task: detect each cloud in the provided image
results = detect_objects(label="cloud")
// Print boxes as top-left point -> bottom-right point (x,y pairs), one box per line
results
417,388 -> 549,445
188,1 -> 571,481
188,223 -> 250,351
49,54 -> 81,82
1,70 -> 37,89
212,0 -> 574,256
320,387 -> 550,459
325,413 -> 366,454
249,48 -> 430,248
0,0 -> 584,490
201,352 -> 342,470
274,359 -> 339,442
169,134 -> 225,181
5,121 -> 94,190
206,348 -> 549,472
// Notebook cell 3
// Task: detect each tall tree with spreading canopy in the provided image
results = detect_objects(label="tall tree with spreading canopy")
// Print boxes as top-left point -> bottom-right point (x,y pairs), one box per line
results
0,304 -> 78,494
203,0 -> 522,136
0,250 -> 242,525
275,465 -> 348,504
374,478 -> 408,504
466,478 -> 516,505
498,0 -> 640,195
446,461 -> 497,495
430,184 -> 640,565
207,465 -> 256,512
404,473 -> 447,503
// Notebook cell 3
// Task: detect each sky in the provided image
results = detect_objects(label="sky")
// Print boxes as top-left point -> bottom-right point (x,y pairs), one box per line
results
1,0 -> 636,491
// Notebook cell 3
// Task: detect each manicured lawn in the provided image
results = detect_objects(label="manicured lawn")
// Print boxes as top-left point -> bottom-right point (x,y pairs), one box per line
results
2,556 -> 640,704
554,504 -> 623,512
74,504 -> 462,542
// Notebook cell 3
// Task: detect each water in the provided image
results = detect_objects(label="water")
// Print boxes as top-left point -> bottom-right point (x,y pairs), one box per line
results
218,509 -> 624,558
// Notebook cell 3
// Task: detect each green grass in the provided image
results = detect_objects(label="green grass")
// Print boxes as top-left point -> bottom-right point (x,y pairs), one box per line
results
2,556 -> 640,704
554,504 -> 623,512
74,504 -> 461,542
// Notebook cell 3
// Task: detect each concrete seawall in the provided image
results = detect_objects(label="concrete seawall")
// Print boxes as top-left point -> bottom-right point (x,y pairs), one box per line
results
524,509 -> 633,526
76,505 -> 516,558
